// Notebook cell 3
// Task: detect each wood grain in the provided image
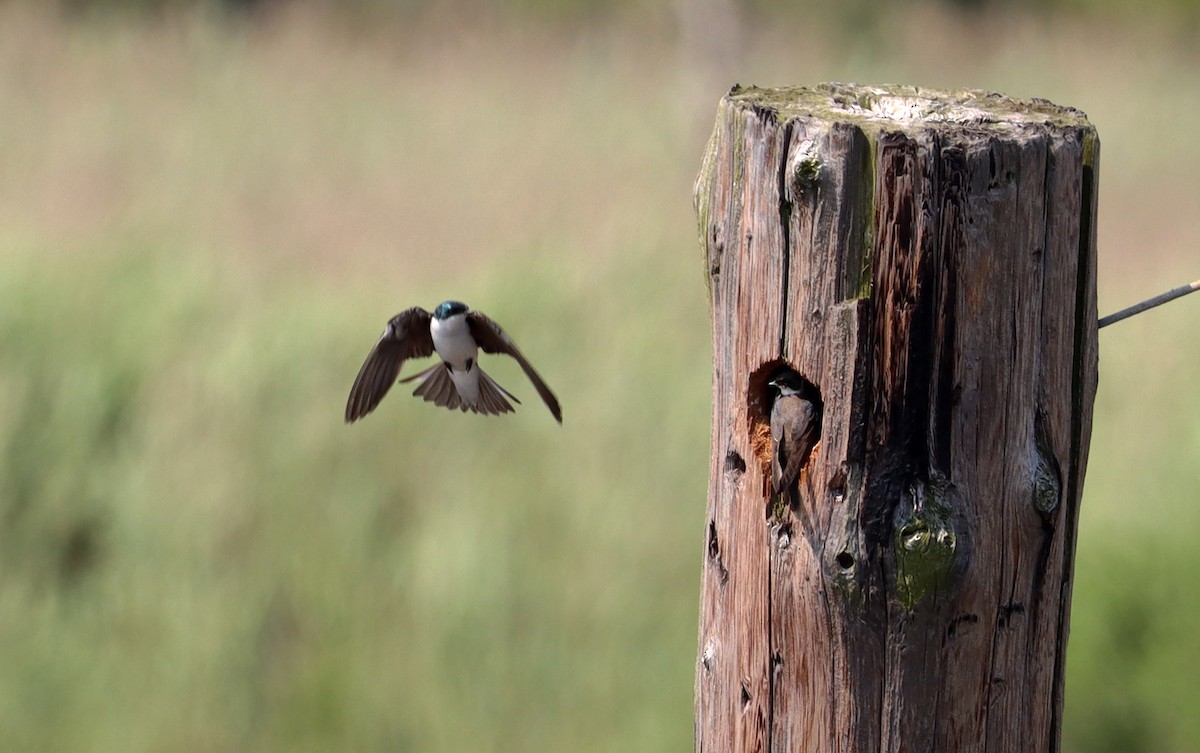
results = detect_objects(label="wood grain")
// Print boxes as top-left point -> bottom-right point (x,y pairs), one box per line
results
694,84 -> 1099,753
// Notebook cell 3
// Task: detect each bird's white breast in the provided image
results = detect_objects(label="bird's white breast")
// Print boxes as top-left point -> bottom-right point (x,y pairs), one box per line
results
430,313 -> 477,369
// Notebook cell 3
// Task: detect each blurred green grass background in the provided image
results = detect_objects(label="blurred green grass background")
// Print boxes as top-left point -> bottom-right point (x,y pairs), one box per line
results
1,1 -> 1198,751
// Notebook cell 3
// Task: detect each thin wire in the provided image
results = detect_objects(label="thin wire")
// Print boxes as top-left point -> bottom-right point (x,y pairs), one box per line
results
1098,278 -> 1200,329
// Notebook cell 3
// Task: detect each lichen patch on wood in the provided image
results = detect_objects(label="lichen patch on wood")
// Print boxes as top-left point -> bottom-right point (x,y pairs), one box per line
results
728,82 -> 1094,133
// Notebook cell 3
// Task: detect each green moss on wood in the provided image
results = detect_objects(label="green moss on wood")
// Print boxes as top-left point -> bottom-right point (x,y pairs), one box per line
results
893,476 -> 958,611
852,129 -> 877,301
792,155 -> 822,195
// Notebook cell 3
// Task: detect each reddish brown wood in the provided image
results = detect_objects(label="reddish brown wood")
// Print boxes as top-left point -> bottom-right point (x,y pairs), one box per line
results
693,84 -> 1099,753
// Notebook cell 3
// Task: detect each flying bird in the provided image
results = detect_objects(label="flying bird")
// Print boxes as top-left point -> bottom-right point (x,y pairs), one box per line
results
345,301 -> 562,424
769,371 -> 820,497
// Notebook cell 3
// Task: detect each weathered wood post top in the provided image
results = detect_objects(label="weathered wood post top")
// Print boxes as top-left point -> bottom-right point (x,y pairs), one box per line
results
694,83 -> 1098,753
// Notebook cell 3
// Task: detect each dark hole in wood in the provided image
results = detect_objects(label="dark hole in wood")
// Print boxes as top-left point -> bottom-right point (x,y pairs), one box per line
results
836,551 -> 855,569
740,683 -> 752,708
948,613 -> 979,637
828,468 -> 847,498
748,362 -> 825,435
998,602 -> 1026,628
747,361 -> 823,421
707,521 -> 729,584
724,450 -> 746,475
776,521 -> 793,548
745,361 -> 825,493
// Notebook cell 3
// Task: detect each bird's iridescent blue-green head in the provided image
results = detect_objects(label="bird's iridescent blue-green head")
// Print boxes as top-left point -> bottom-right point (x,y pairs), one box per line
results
433,300 -> 469,320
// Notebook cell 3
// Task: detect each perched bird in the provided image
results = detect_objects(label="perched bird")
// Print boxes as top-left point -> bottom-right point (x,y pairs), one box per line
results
345,301 -> 562,424
769,372 -> 820,496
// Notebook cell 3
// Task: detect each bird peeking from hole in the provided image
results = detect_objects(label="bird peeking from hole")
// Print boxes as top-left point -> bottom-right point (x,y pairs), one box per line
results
768,370 -> 821,506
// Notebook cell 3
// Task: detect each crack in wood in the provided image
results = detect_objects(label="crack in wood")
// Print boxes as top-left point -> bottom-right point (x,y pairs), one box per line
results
778,120 -> 796,359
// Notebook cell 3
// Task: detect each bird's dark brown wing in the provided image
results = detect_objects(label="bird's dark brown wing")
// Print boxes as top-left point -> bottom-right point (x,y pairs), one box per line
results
772,397 -> 818,493
345,308 -> 435,423
466,311 -> 562,423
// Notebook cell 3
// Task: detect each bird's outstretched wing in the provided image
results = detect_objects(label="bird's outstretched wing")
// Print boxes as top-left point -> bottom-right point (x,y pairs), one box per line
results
467,311 -> 562,423
345,308 -> 435,423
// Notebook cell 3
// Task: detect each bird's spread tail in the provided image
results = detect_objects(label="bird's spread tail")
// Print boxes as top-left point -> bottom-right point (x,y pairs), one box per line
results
401,364 -> 519,416
401,363 -> 462,411
474,368 -> 520,416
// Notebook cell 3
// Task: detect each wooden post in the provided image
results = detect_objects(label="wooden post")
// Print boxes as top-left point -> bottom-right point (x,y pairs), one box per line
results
693,84 -> 1099,753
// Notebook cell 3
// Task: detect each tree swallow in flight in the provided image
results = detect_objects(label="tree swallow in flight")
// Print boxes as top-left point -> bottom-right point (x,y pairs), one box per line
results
345,301 -> 562,424
769,371 -> 820,497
